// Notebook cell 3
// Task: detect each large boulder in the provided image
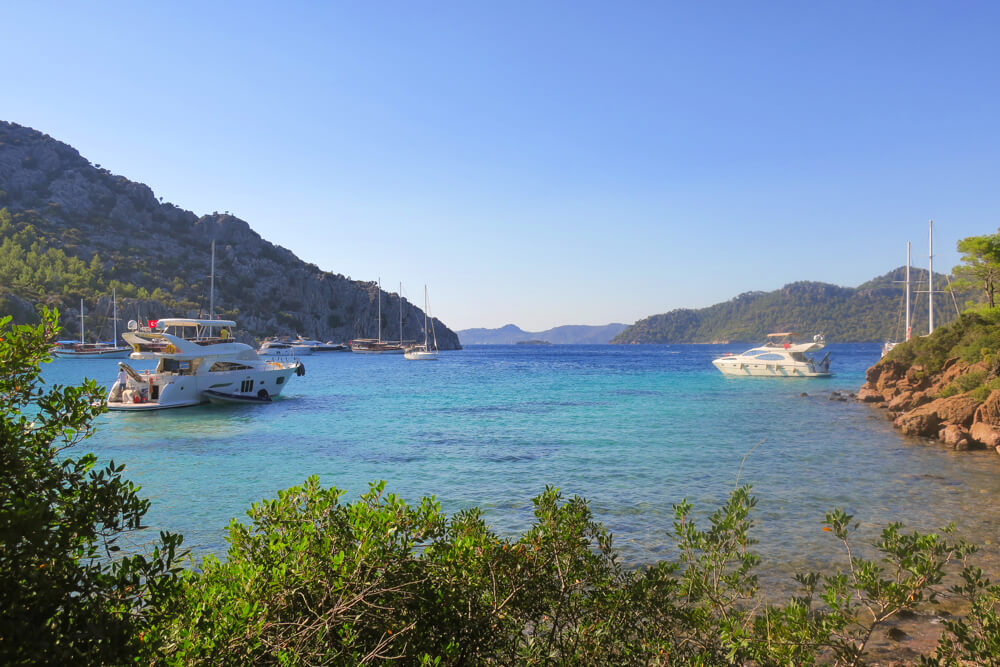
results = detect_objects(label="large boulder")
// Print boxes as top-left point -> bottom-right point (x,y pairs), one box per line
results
857,387 -> 885,403
928,395 -> 979,428
894,409 -> 940,438
939,424 -> 971,448
970,422 -> 1000,448
975,390 -> 1000,426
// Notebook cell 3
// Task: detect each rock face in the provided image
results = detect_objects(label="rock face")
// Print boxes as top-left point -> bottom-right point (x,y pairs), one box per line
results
861,353 -> 997,454
0,121 -> 461,348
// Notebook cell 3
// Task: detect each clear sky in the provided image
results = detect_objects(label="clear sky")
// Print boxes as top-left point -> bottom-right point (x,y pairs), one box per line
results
5,2 -> 999,331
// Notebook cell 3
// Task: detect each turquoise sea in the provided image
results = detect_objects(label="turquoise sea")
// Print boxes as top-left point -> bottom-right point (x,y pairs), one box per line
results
44,344 -> 1000,584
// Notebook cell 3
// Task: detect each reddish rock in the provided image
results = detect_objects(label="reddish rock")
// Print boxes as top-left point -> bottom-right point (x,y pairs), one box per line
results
970,422 -> 1000,448
887,391 -> 914,412
975,390 -> 1000,426
895,410 -> 940,437
926,395 -> 979,428
858,387 -> 886,403
939,424 -> 970,447
954,439 -> 973,451
926,360 -> 971,396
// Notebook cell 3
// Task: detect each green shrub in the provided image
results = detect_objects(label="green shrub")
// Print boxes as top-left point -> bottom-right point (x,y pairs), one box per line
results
0,308 -> 184,665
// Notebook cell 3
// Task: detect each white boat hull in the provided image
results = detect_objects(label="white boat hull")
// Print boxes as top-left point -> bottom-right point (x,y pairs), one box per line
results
53,348 -> 132,359
404,350 -> 438,360
712,359 -> 830,377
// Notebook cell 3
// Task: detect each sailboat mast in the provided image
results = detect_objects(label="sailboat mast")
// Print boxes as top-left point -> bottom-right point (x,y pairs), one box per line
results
210,240 -> 216,320
377,278 -> 382,343
80,298 -> 85,344
113,287 -> 118,345
905,242 -> 911,341
399,282 -> 403,345
423,285 -> 429,347
928,220 -> 934,335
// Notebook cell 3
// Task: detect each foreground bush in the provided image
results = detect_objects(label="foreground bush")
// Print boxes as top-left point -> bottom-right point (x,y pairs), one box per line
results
0,309 -> 184,665
153,476 -> 999,666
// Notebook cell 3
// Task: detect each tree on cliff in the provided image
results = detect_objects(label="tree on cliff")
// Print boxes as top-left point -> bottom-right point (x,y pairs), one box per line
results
952,232 -> 1000,308
0,308 -> 184,665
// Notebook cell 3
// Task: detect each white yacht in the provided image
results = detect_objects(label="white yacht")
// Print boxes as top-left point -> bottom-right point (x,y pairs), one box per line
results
712,333 -> 831,377
258,339 -> 313,356
106,318 -> 304,411
405,285 -> 439,360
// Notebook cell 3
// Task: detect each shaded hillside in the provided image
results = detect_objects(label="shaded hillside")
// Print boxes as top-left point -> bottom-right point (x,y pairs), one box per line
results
0,121 -> 460,348
612,269 -> 968,343
458,323 -> 628,345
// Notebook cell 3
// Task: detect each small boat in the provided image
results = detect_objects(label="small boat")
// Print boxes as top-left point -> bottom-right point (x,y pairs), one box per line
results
405,285 -> 439,360
883,242 -> 913,357
106,318 -> 303,411
53,293 -> 131,359
712,333 -> 831,377
258,339 -> 312,356
292,336 -> 349,352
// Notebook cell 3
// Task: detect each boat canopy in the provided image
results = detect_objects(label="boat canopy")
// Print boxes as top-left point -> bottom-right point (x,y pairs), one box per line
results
154,318 -> 236,328
766,332 -> 795,337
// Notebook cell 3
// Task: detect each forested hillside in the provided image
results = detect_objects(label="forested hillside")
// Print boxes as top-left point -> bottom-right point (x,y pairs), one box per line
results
0,121 -> 460,347
612,269 -> 969,343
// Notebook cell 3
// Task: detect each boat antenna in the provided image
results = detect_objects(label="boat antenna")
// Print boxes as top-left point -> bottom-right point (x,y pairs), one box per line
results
928,220 -> 934,334
905,242 -> 911,341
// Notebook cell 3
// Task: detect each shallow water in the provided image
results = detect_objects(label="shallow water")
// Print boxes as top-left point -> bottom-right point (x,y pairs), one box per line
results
44,343 -> 1000,585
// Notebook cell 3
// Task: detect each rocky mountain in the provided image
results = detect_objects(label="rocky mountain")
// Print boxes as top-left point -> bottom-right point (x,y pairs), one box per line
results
0,121 -> 460,348
458,323 -> 628,345
612,269 -> 969,344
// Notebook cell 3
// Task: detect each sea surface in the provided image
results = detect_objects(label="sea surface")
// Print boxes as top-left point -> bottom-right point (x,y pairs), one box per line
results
43,344 -> 1000,586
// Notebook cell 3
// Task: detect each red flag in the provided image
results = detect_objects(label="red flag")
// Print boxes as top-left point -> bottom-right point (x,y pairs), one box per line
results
148,319 -> 158,328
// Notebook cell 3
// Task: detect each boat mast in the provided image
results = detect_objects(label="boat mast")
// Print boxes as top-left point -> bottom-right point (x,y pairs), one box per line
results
905,242 -> 912,341
928,220 -> 934,335
377,277 -> 382,343
399,282 -> 403,345
80,298 -> 85,344
423,285 -> 429,348
113,287 -> 118,346
210,240 -> 215,320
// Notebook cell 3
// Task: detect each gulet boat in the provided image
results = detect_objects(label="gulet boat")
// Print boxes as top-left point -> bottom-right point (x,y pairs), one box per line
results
712,333 -> 831,377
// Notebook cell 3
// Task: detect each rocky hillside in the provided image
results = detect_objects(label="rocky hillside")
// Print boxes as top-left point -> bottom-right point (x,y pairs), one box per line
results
0,121 -> 460,348
613,272 -> 968,344
858,308 -> 1000,455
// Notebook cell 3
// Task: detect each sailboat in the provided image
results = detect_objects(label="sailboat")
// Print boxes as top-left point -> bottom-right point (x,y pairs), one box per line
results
52,290 -> 132,358
405,285 -> 439,360
349,278 -> 405,353
883,220 -> 951,356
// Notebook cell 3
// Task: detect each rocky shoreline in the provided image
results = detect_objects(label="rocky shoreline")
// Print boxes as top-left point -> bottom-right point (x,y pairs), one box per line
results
858,356 -> 1000,454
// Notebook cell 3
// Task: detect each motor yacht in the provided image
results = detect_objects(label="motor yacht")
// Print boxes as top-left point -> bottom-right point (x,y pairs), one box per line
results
258,339 -> 313,356
106,318 -> 304,411
712,333 -> 831,377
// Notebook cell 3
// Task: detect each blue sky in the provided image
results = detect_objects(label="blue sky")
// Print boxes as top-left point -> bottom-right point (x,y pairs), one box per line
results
5,2 -> 999,330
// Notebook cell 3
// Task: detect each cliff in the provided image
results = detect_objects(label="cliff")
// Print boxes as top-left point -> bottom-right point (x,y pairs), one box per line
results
613,272 -> 968,344
858,308 -> 1000,454
0,121 -> 460,348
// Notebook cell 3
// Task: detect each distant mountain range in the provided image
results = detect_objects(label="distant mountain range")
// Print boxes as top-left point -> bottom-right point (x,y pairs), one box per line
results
612,269 -> 970,344
458,323 -> 629,345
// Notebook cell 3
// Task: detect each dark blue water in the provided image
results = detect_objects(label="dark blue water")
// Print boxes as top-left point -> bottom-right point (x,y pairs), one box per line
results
43,343 -> 1000,582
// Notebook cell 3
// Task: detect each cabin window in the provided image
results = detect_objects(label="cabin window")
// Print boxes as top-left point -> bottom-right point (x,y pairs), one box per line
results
276,376 -> 284,384
756,353 -> 785,361
210,362 -> 253,372
240,379 -> 254,393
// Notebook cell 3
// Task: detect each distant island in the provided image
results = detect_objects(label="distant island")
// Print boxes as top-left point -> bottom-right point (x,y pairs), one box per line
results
516,339 -> 551,346
458,323 -> 628,345
612,271 -> 971,344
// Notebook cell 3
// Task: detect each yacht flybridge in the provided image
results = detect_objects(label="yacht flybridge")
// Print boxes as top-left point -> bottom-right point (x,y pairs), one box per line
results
106,318 -> 304,411
712,333 -> 831,377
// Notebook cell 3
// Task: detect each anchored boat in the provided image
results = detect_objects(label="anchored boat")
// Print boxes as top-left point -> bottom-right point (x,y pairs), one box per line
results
712,333 -> 831,377
106,318 -> 304,411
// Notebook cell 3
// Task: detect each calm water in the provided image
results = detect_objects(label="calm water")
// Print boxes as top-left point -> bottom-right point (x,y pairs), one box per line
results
44,344 -> 1000,582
